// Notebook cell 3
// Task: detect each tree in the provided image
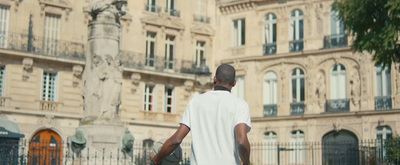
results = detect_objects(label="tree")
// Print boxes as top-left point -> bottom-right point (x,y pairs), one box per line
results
332,0 -> 400,70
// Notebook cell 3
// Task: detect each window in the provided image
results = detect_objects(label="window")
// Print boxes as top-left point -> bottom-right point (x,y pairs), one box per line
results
232,19 -> 245,47
164,87 -> 174,113
0,6 -> 9,48
289,9 -> 303,52
375,65 -> 391,97
0,66 -> 5,96
165,35 -> 175,70
376,126 -> 392,162
144,85 -> 155,111
146,32 -> 156,67
330,64 -> 347,99
232,76 -> 245,99
44,14 -> 61,55
290,130 -> 305,163
264,13 -> 277,55
291,68 -> 305,102
166,0 -> 178,16
195,0 -> 206,16
263,71 -> 278,105
147,0 -> 157,12
263,132 -> 277,164
330,8 -> 345,36
195,41 -> 206,68
42,72 -> 58,101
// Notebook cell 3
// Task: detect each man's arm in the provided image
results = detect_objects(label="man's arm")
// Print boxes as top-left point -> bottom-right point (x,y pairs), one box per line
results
151,124 -> 190,165
236,123 -> 250,165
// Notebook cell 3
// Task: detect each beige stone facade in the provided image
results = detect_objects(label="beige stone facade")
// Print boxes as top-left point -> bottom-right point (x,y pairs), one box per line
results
0,0 -> 399,158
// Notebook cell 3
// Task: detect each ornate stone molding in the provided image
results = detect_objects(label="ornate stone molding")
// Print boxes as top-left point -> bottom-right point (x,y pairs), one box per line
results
219,0 -> 258,15
72,65 -> 83,86
39,0 -> 72,20
190,24 -> 215,36
22,58 -> 33,81
130,73 -> 141,93
141,13 -> 185,34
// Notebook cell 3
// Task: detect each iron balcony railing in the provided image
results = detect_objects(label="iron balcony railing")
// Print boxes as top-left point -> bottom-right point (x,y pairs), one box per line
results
0,31 -> 85,61
375,96 -> 392,110
166,9 -> 180,17
263,43 -> 277,55
193,15 -> 210,24
122,51 -> 197,74
325,99 -> 350,113
323,34 -> 348,49
289,39 -> 303,52
146,4 -> 161,13
290,102 -> 305,115
264,104 -> 277,117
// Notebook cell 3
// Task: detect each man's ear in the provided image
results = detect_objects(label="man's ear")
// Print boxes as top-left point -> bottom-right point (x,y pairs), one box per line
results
213,76 -> 217,84
232,80 -> 236,87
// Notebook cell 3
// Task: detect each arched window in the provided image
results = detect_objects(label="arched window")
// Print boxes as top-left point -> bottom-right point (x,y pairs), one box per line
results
263,132 -> 277,164
290,130 -> 305,163
290,68 -> 305,102
263,71 -> 278,116
330,64 -> 346,100
264,13 -> 277,55
289,9 -> 304,52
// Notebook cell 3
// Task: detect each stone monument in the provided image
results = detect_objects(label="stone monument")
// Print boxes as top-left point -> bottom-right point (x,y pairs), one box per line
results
69,0 -> 134,163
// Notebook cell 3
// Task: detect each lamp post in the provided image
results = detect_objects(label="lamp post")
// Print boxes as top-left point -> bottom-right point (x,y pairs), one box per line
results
195,59 -> 211,92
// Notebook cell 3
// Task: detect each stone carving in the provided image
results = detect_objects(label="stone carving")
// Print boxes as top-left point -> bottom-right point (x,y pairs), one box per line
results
73,65 -> 83,86
316,72 -> 326,110
396,63 -> 400,95
184,80 -> 194,98
121,129 -> 135,157
130,73 -> 141,93
280,69 -> 287,101
22,58 -> 33,81
70,130 -> 87,157
350,70 -> 361,109
90,0 -> 127,23
333,121 -> 341,132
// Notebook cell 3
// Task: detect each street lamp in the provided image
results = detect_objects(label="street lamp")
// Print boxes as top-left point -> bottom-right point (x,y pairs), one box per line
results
195,59 -> 211,91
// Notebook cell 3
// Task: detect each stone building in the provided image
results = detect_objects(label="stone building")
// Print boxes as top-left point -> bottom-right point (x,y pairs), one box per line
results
0,0 -> 399,164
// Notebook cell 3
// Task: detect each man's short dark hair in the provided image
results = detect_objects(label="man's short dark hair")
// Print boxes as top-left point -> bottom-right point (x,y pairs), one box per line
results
216,64 -> 236,85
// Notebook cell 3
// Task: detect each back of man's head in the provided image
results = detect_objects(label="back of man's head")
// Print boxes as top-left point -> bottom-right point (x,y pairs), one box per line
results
215,64 -> 236,86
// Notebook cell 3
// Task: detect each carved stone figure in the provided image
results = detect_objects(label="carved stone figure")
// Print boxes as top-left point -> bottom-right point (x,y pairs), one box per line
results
121,129 -> 135,157
350,71 -> 361,108
70,130 -> 87,157
90,0 -> 127,23
316,72 -> 326,109
396,63 -> 400,95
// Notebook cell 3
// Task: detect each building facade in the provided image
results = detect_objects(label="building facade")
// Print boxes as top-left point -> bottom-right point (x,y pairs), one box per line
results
0,0 -> 399,164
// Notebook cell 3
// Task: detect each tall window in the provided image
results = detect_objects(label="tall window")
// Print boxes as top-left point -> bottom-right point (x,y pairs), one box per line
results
164,87 -> 174,113
147,0 -> 157,12
264,13 -> 277,55
289,9 -> 303,52
263,132 -> 277,164
195,0 -> 206,16
166,0 -> 176,15
263,71 -> 278,105
44,14 -> 61,55
291,68 -> 305,102
232,19 -> 245,47
0,66 -> 5,96
290,130 -> 305,163
165,35 -> 175,70
331,64 -> 347,99
232,76 -> 245,99
0,6 -> 9,48
375,65 -> 391,97
144,85 -> 155,111
146,32 -> 156,67
330,8 -> 345,36
42,72 -> 58,101
195,41 -> 205,67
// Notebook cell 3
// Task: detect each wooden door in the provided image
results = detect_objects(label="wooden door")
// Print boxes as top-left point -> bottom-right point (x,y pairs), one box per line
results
28,129 -> 63,165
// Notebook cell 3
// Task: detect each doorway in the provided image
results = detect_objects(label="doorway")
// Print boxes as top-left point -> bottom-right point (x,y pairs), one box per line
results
28,129 -> 63,165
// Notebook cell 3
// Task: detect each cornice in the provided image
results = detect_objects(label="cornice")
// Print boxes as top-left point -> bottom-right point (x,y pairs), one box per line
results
190,23 -> 215,36
141,13 -> 185,31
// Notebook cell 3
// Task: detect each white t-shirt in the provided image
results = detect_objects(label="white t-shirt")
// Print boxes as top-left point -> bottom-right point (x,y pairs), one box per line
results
180,90 -> 251,165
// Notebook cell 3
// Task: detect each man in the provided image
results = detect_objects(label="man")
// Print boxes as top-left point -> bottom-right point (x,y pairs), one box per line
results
151,64 -> 251,165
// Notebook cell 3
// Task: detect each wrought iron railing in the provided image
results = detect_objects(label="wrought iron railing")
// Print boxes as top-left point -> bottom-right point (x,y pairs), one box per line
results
375,96 -> 392,110
146,4 -> 161,13
263,43 -> 277,55
325,99 -> 350,113
323,34 -> 348,49
166,9 -> 180,17
193,15 -> 210,24
290,102 -> 305,115
264,104 -> 277,117
0,31 -> 85,61
289,39 -> 303,52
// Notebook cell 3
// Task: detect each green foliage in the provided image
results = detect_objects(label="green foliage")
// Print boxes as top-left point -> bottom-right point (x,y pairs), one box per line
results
332,0 -> 400,69
385,136 -> 400,163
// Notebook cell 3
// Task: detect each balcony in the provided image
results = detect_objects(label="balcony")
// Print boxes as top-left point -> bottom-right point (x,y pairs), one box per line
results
290,102 -> 305,115
323,34 -> 348,49
325,99 -> 350,113
264,104 -> 277,117
289,39 -> 303,52
263,43 -> 276,55
375,96 -> 392,110
146,4 -> 161,13
141,111 -> 179,123
39,100 -> 62,112
193,15 -> 210,24
0,96 -> 11,107
166,9 -> 180,17
122,51 -> 197,74
0,32 -> 85,61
